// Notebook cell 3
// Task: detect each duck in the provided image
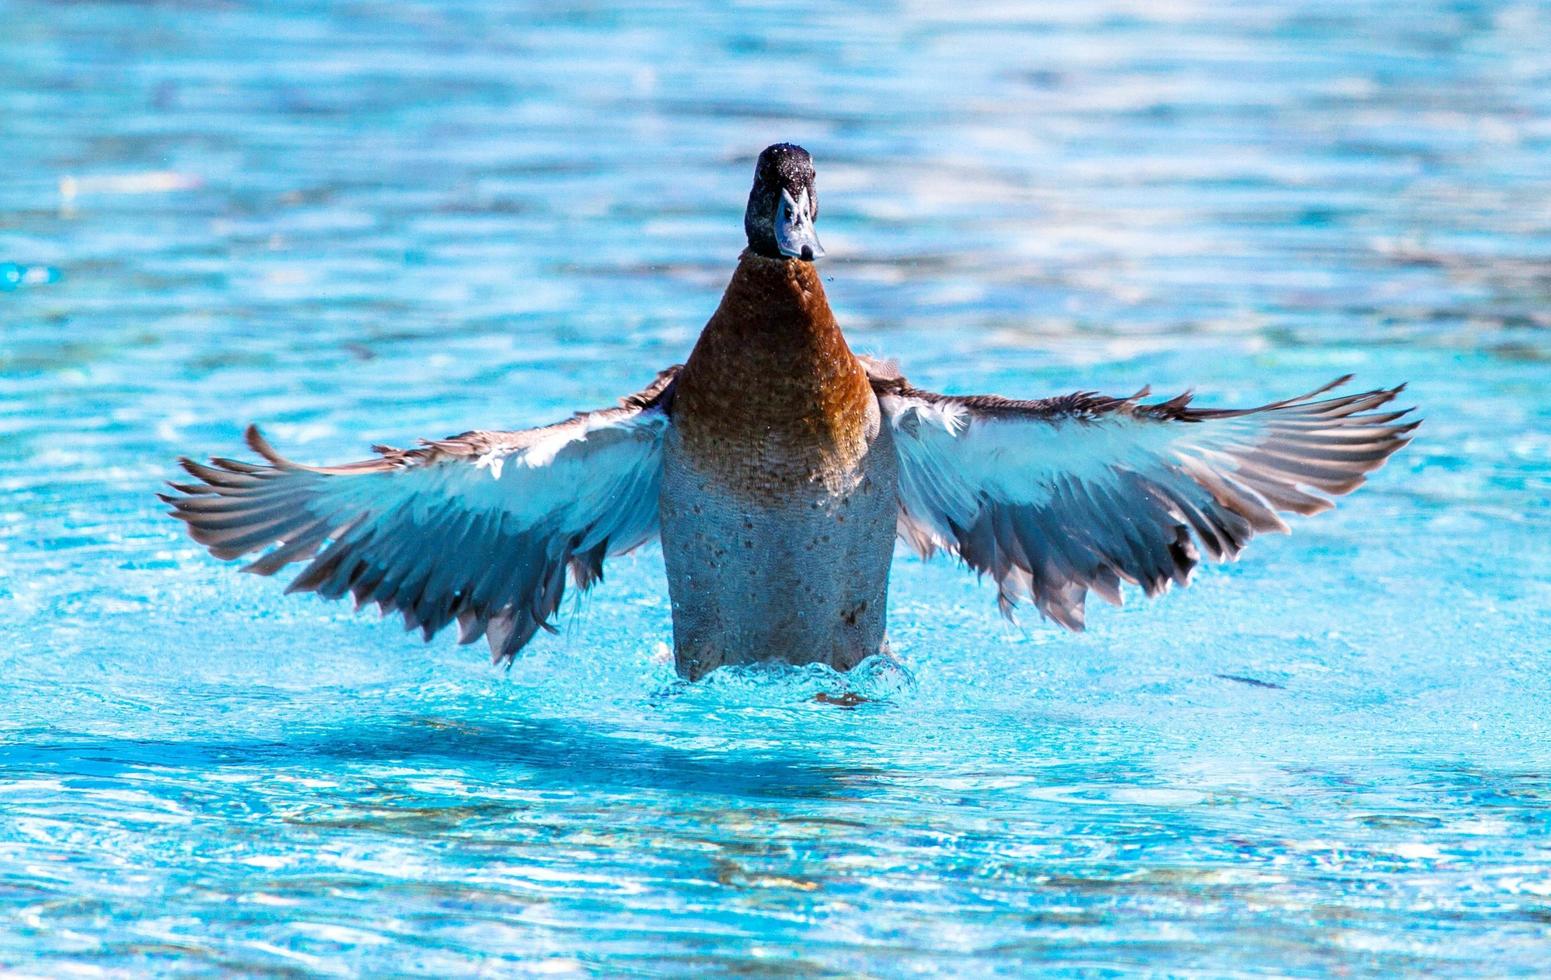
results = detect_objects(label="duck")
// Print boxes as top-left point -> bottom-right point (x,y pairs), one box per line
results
165,143 -> 1417,680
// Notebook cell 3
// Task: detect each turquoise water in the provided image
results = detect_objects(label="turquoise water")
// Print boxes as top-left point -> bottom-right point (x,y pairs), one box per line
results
4,0 -> 1551,973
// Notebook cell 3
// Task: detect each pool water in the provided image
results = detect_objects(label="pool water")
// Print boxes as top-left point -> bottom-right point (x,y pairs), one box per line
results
4,0 -> 1551,974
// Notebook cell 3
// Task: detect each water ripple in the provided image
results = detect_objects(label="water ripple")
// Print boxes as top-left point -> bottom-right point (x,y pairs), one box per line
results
5,0 -> 1551,973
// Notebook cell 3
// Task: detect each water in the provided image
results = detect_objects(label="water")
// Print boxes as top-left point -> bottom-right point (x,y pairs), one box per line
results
3,0 -> 1550,973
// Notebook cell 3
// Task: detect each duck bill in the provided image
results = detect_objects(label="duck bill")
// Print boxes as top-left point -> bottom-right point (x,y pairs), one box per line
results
775,189 -> 825,261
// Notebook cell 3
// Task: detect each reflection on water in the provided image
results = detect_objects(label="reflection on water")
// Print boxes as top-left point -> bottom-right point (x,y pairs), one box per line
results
4,0 -> 1551,973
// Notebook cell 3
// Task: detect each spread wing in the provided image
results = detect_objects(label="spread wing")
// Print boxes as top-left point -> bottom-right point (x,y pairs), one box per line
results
164,367 -> 680,663
866,361 -> 1417,629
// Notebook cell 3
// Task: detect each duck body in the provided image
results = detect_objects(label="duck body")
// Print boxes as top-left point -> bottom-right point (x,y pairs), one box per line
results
163,143 -> 1417,684
661,252 -> 897,679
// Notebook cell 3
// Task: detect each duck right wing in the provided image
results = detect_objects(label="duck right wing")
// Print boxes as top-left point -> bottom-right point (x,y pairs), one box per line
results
164,366 -> 681,663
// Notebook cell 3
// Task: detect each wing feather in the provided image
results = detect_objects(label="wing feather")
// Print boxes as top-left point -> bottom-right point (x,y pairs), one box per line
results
868,364 -> 1416,630
164,367 -> 680,662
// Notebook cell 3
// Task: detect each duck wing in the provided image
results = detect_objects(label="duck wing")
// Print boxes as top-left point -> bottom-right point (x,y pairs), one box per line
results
864,359 -> 1416,630
164,366 -> 680,663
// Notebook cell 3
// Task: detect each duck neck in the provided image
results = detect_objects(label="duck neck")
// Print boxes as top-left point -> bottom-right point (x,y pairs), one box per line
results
674,250 -> 873,463
683,250 -> 859,392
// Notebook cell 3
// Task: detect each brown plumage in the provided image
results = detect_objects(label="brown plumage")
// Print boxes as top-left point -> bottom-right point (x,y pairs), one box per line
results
659,246 -> 897,677
672,251 -> 874,499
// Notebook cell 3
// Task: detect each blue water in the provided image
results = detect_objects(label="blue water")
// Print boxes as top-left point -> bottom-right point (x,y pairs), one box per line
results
4,0 -> 1551,973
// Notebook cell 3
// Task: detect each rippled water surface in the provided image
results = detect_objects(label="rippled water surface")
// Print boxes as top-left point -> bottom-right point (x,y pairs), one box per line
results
5,0 -> 1551,974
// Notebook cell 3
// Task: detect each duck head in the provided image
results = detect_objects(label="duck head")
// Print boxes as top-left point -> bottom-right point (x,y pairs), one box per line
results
744,143 -> 825,262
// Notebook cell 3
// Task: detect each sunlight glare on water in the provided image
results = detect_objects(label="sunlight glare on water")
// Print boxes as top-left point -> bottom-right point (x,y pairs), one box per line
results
3,0 -> 1551,974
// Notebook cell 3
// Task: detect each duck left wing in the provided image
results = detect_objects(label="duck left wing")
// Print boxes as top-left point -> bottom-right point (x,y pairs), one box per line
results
164,366 -> 680,663
865,361 -> 1416,630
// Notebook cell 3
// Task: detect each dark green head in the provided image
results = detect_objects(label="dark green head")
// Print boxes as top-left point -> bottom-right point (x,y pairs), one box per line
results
744,143 -> 825,262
